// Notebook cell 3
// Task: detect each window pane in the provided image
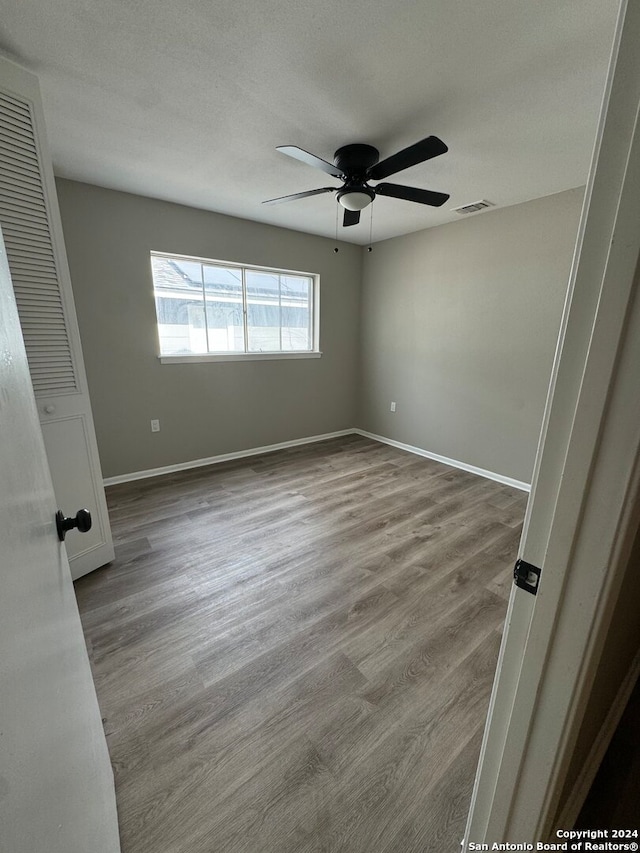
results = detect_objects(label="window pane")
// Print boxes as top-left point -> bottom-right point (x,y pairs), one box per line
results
246,271 -> 280,352
152,254 -> 315,357
152,256 -> 206,354
203,265 -> 244,352
245,271 -> 312,352
280,274 -> 312,351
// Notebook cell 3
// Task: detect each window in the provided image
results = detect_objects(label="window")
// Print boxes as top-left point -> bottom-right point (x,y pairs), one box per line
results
150,253 -> 320,362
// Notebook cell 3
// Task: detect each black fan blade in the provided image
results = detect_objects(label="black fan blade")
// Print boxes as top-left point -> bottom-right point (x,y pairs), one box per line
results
368,136 -> 448,181
262,187 -> 336,206
343,208 -> 360,227
375,182 -> 450,207
276,146 -> 343,178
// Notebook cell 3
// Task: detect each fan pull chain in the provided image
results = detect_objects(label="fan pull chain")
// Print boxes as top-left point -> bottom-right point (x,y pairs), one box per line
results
334,202 -> 339,253
368,204 -> 373,252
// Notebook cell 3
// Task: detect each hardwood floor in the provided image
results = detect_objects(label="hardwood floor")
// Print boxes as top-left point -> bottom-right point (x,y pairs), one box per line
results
75,435 -> 527,853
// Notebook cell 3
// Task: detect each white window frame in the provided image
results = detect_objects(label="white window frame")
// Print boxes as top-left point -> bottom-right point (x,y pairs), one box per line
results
150,251 -> 321,363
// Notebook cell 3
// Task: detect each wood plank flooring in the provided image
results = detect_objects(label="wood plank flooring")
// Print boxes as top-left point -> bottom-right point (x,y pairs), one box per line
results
75,435 -> 527,853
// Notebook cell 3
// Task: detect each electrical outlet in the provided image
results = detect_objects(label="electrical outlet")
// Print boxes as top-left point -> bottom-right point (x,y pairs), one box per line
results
390,402 -> 397,412
151,419 -> 160,432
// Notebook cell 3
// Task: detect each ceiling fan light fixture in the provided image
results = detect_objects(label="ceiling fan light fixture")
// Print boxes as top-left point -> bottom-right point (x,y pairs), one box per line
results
337,188 -> 374,211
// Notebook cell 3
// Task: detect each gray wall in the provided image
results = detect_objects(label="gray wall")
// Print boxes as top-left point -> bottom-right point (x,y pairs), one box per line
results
58,179 -> 582,484
358,188 -> 584,484
56,179 -> 362,479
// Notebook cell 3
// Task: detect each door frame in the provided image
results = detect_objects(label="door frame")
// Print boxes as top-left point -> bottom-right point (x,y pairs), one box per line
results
465,0 -> 640,841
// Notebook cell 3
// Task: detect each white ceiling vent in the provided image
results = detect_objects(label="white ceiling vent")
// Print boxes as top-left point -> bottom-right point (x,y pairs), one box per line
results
452,199 -> 495,215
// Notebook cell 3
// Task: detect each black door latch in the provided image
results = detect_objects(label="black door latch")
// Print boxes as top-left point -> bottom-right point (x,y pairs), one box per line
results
513,558 -> 541,595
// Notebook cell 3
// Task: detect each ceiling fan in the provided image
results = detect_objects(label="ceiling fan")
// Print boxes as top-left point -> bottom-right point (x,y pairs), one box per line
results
263,136 -> 450,226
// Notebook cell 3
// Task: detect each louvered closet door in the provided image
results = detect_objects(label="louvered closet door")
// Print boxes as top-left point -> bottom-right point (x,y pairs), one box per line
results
0,58 -> 114,579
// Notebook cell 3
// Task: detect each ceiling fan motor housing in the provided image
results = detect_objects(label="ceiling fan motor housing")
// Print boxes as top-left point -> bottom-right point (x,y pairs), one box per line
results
333,144 -> 379,178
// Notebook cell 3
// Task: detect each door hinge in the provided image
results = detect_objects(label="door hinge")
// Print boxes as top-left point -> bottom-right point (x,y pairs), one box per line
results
513,558 -> 541,595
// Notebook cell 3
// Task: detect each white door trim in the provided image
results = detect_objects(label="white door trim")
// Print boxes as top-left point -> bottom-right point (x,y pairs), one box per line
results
465,0 -> 640,841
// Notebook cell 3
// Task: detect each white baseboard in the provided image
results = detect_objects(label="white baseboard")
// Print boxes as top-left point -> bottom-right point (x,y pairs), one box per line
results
554,646 -> 640,830
353,429 -> 531,492
103,429 -> 356,486
104,427 -> 532,491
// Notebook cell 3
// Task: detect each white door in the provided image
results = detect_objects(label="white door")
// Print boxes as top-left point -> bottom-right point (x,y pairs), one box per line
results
465,0 -> 640,841
0,231 -> 120,853
0,57 -> 113,579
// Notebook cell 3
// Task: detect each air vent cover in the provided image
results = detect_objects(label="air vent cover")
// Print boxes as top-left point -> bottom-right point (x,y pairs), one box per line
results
452,199 -> 495,215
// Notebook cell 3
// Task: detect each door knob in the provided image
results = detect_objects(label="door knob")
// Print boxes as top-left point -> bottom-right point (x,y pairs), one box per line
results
56,508 -> 92,541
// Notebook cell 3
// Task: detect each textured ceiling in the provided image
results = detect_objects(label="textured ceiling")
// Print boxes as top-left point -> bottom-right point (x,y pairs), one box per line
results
0,0 -> 620,244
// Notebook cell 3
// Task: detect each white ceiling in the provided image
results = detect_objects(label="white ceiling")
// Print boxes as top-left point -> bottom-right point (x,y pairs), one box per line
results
0,0 -> 620,244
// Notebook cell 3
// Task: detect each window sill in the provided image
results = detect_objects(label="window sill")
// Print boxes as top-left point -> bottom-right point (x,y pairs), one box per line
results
159,351 -> 322,364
